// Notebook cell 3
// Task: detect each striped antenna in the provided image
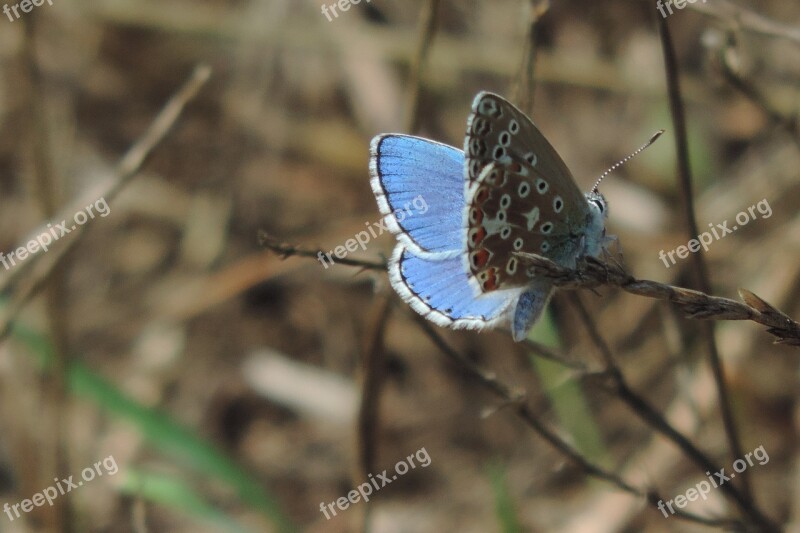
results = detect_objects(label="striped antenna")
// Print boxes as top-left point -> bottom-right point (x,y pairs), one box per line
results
591,129 -> 665,193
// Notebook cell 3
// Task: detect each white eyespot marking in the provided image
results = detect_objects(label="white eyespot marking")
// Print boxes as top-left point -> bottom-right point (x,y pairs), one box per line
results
495,171 -> 508,187
540,222 -> 553,234
469,208 -> 480,224
525,152 -> 537,166
468,228 -> 481,245
518,181 -> 530,198
513,237 -> 524,251
500,194 -> 511,209
479,99 -> 498,115
536,178 -> 548,194
553,196 -> 564,213
523,207 -> 540,231
470,159 -> 482,178
541,241 -> 550,253
506,257 -> 518,275
493,145 -> 506,161
471,117 -> 491,136
498,131 -> 511,147
470,138 -> 485,156
500,226 -> 512,239
497,210 -> 507,223
470,252 -> 484,270
508,119 -> 519,134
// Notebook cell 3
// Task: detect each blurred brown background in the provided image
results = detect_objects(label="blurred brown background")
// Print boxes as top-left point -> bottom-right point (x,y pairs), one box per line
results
0,0 -> 798,532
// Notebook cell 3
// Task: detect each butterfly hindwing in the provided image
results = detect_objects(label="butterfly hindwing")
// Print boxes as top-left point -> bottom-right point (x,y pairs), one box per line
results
389,245 -> 523,330
511,281 -> 555,342
464,160 -> 594,292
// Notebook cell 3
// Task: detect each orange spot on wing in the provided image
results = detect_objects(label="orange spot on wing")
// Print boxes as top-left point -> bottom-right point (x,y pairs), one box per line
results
472,227 -> 486,246
482,267 -> 498,291
471,249 -> 490,269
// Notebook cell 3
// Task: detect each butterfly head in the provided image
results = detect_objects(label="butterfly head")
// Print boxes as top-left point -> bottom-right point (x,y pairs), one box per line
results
585,190 -> 608,221
581,190 -> 610,258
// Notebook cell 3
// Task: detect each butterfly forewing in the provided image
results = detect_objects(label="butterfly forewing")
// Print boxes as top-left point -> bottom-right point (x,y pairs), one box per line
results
464,92 -> 585,204
462,92 -> 595,294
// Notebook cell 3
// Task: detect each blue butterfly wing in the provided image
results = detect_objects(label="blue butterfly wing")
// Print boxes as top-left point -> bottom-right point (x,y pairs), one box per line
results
511,281 -> 554,342
389,245 -> 522,330
370,134 -> 464,257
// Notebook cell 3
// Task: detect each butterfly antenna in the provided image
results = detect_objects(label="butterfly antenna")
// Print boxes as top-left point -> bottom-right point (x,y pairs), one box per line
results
591,129 -> 665,193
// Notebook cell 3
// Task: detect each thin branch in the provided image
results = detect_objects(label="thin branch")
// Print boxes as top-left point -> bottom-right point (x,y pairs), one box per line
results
259,236 -> 800,346
656,13 -> 750,502
714,35 -> 800,140
354,294 -> 391,533
513,0 -> 550,114
568,294 -> 779,531
517,252 -> 800,347
257,231 -> 386,271
21,12 -> 71,530
688,0 -> 800,45
0,65 -> 212,342
402,0 -> 441,133
413,316 -> 742,529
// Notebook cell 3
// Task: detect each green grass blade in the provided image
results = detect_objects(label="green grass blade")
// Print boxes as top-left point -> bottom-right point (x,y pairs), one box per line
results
10,322 -> 295,532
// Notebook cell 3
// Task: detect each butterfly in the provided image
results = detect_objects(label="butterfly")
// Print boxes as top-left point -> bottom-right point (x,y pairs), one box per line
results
369,92 -> 611,342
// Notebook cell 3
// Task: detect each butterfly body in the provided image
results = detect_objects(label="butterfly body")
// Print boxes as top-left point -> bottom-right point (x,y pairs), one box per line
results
370,92 -> 611,341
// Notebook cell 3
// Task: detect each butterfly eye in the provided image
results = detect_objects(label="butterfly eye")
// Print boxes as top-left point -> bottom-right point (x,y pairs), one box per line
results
592,199 -> 605,213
